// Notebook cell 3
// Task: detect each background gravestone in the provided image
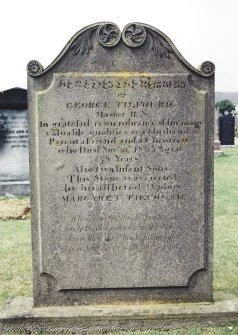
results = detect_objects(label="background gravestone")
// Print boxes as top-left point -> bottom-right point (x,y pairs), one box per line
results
27,22 -> 215,307
0,87 -> 29,195
219,114 -> 235,145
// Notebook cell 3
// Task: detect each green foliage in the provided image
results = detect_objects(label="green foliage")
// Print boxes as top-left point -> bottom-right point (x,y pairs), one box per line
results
215,99 -> 236,114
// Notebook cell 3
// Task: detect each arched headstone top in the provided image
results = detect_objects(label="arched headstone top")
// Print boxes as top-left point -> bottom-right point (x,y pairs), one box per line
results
27,22 -> 215,78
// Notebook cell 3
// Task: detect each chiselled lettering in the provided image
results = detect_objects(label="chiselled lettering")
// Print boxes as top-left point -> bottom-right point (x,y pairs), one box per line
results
36,72 -> 207,290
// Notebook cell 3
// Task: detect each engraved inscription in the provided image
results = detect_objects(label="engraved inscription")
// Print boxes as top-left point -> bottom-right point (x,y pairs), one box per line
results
0,111 -> 28,149
0,110 -> 29,181
37,73 -> 206,289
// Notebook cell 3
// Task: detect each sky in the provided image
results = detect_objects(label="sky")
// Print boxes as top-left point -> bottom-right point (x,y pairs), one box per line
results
0,0 -> 237,92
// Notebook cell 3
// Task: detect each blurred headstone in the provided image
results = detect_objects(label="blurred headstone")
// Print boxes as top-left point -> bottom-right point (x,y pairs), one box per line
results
0,87 -> 30,195
219,113 -> 235,145
214,108 -> 224,156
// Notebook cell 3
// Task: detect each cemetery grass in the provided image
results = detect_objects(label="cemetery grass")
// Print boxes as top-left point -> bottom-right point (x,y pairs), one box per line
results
213,146 -> 238,295
0,146 -> 238,334
0,219 -> 32,307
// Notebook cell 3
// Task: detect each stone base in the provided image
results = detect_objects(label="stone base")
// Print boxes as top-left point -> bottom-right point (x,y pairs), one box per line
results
0,181 -> 30,196
214,140 -> 221,151
221,145 -> 236,148
1,293 -> 238,333
214,150 -> 224,157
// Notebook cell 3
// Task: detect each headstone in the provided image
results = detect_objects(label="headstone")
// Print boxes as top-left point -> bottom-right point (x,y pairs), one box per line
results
219,114 -> 235,145
214,108 -> 223,156
0,88 -> 30,195
27,22 -> 215,307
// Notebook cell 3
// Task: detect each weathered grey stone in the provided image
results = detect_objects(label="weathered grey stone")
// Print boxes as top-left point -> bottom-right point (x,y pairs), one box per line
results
0,88 -> 30,196
27,22 -> 215,307
1,293 -> 238,334
214,108 -> 224,156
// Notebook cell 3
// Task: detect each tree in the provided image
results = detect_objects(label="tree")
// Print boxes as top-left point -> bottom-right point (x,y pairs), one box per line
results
215,99 -> 236,114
